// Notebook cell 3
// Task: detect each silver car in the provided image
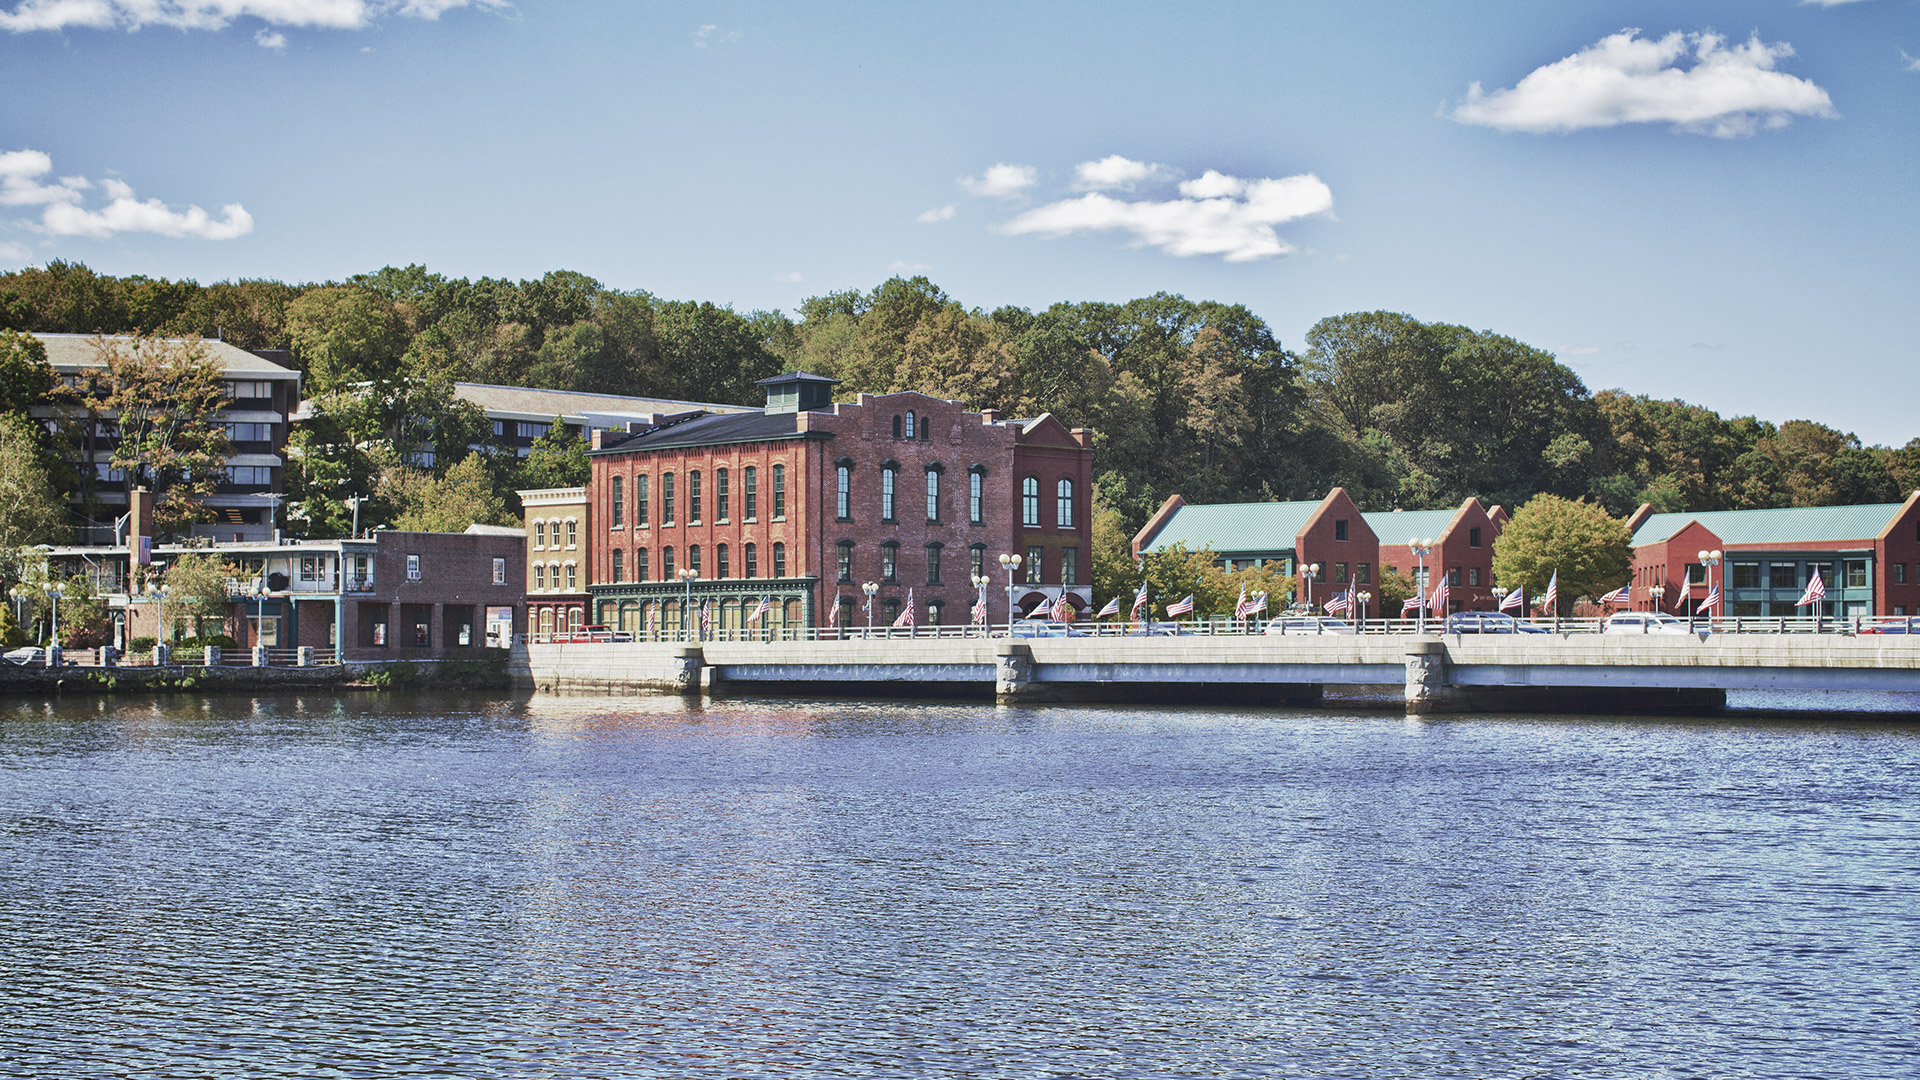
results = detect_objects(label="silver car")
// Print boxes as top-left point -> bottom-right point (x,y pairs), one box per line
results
1600,612 -> 1695,636
1264,616 -> 1358,636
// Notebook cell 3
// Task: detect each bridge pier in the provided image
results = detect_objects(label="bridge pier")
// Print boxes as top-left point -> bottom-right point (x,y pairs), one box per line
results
1406,639 -> 1724,715
995,642 -> 1050,703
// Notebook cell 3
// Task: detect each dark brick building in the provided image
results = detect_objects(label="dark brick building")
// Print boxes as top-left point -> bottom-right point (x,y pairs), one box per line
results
579,373 -> 1095,634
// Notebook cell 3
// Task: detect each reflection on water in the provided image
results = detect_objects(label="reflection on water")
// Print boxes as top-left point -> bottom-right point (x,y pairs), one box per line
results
3,692 -> 1918,1078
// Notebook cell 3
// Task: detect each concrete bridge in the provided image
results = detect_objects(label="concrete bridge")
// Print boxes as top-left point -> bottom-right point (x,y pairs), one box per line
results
512,635 -> 1920,714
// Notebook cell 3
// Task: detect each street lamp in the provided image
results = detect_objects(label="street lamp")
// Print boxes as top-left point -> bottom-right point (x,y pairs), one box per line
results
1649,584 -> 1666,614
1412,538 -> 1435,634
1302,563 -> 1320,611
998,553 -> 1022,637
145,581 -> 170,654
1696,548 -> 1722,630
677,566 -> 698,640
1355,590 -> 1373,630
970,571 -> 990,638
43,582 -> 63,648
861,581 -> 879,633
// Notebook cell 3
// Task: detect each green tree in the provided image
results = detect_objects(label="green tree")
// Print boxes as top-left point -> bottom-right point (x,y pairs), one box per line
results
0,328 -> 55,414
0,413 -> 65,549
285,286 -> 408,390
1490,495 -> 1631,616
56,574 -> 112,649
1374,566 -> 1416,620
162,552 -> 237,640
384,454 -> 514,533
97,335 -> 233,535
516,418 -> 589,491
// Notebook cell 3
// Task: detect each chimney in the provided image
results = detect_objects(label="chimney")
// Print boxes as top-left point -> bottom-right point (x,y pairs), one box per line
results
981,409 -> 1001,424
128,486 -> 154,593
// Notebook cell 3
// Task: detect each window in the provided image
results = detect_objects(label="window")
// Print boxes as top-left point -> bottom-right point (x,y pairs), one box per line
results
717,544 -> 730,579
905,411 -> 916,439
407,554 -> 421,580
295,556 -> 318,580
534,563 -> 546,590
516,421 -> 549,440
493,558 -> 506,585
225,422 -> 274,442
1769,562 -> 1799,589
565,563 -> 576,591
773,542 -> 786,578
1334,519 -> 1349,542
223,466 -> 274,486
611,476 -> 624,527
565,519 -> 577,549
926,468 -> 941,522
716,468 -> 730,522
637,475 -> 650,527
1335,561 -> 1349,584
893,415 -> 903,439
837,541 -> 853,583
223,380 -> 273,400
884,598 -> 899,624
882,466 -> 897,521
688,545 -> 702,576
663,473 -> 675,525
492,420 -> 505,437
1022,477 -> 1039,527
1896,563 -> 1908,585
1358,562 -> 1371,585
1732,562 -> 1760,589
1469,527 -> 1482,548
882,542 -> 898,583
743,466 -> 757,521
1026,546 -> 1043,584
969,468 -> 984,524
689,471 -> 702,522
612,549 -> 624,582
836,464 -> 851,520
970,543 -> 986,580
745,543 -> 758,579
1448,567 -> 1460,586
928,601 -> 943,626
663,546 -> 675,579
926,543 -> 942,584
636,548 -> 649,582
1061,547 -> 1077,586
773,464 -> 787,519
1056,479 -> 1074,528
1846,560 -> 1869,589
1468,567 -> 1481,587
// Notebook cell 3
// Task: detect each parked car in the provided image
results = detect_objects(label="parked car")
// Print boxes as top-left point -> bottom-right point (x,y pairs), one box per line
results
1443,612 -> 1549,634
1264,616 -> 1358,636
3,646 -> 46,665
1006,621 -> 1089,638
1600,612 -> 1695,636
1859,617 -> 1920,635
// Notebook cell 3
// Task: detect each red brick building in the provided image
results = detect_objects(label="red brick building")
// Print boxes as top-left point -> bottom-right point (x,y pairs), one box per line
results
580,373 -> 1095,634
1366,497 -> 1506,612
1131,488 -> 1382,606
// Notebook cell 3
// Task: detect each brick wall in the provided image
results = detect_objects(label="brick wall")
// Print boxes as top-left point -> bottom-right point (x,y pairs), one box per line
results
342,531 -> 524,661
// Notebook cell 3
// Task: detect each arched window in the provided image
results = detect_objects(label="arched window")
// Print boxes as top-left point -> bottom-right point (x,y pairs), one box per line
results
928,601 -> 943,626
636,547 -> 649,582
836,540 -> 853,583
883,598 -> 899,624
539,608 -> 553,640
565,562 -> 576,591
716,543 -> 730,579
969,465 -> 986,524
772,464 -> 786,519
565,518 -> 577,548
534,563 -> 546,590
611,549 -> 623,583
881,465 -> 897,521
637,474 -> 649,526
688,545 -> 701,576
773,542 -> 787,578
970,543 -> 986,579
905,411 -> 916,439
716,467 -> 730,522
743,466 -> 757,520
836,462 -> 851,520
744,542 -> 758,579
1056,479 -> 1074,528
688,470 -> 702,523
534,520 -> 546,549
1021,477 -> 1040,527
925,542 -> 942,584
893,415 -> 903,439
925,467 -> 940,522
881,541 -> 899,583
568,608 -> 582,633
611,476 -> 624,527
663,546 -> 675,579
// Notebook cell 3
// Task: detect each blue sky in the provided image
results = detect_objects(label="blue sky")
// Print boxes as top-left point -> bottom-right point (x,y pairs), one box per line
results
3,1 -> 1916,443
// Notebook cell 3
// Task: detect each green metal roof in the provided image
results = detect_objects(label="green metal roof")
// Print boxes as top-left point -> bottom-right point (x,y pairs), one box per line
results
1632,503 -> 1906,547
1142,500 -> 1321,556
1363,508 -> 1457,546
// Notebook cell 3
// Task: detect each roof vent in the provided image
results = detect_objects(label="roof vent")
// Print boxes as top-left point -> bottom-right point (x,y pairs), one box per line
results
757,370 -> 840,414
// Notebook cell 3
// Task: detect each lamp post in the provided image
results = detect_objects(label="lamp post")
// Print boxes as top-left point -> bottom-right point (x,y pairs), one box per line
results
1696,548 -> 1721,631
145,582 -> 169,656
971,571 -> 990,638
1491,586 -> 1507,619
861,581 -> 879,634
998,553 -> 1022,637
1412,538 -> 1435,634
1355,590 -> 1372,631
1302,563 -> 1320,611
1649,584 -> 1665,616
677,567 -> 698,640
43,582 -> 62,648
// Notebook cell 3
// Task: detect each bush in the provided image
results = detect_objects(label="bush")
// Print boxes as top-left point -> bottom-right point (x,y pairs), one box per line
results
128,636 -> 156,654
204,634 -> 238,650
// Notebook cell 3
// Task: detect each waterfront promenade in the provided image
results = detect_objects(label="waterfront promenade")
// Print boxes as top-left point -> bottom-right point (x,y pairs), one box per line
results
514,633 -> 1920,714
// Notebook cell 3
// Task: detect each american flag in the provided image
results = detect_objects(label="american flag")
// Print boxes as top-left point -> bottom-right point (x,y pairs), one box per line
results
1700,581 -> 1720,611
1232,585 -> 1249,619
1026,602 -> 1051,619
827,595 -> 840,627
1165,594 -> 1194,617
1401,594 -> 1424,614
971,596 -> 987,624
1096,596 -> 1120,618
1323,590 -> 1350,614
1683,572 -> 1701,598
893,589 -> 916,628
747,596 -> 772,624
699,599 -> 711,638
1427,575 -> 1450,611
1499,587 -> 1524,612
1600,584 -> 1631,604
1051,592 -> 1074,621
1129,581 -> 1150,622
1242,591 -> 1268,617
1541,571 -> 1558,611
1796,567 -> 1825,607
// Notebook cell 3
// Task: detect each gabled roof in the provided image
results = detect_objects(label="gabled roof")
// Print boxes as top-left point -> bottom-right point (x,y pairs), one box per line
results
30,332 -> 300,378
587,410 -> 813,454
1363,508 -> 1459,546
454,382 -> 756,420
1139,500 -> 1323,556
1631,503 -> 1907,547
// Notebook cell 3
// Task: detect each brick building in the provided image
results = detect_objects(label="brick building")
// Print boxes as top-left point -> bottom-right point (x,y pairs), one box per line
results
576,372 -> 1095,634
519,486 -> 591,639
1131,489 -> 1381,606
1627,494 -> 1920,619
1366,497 -> 1508,613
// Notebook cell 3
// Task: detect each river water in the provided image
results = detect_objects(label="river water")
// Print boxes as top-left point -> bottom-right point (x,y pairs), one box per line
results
3,692 -> 1916,1079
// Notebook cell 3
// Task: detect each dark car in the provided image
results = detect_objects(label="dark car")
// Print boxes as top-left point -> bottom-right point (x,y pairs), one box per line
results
1444,612 -> 1549,634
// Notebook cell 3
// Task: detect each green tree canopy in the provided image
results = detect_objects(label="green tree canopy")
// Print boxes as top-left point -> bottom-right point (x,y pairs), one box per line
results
1490,495 -> 1632,616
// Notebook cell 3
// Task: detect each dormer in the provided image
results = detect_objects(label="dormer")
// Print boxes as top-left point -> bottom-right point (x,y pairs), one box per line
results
757,370 -> 840,414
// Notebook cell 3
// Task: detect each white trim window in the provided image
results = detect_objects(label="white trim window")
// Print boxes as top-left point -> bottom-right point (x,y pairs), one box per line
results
407,554 -> 421,581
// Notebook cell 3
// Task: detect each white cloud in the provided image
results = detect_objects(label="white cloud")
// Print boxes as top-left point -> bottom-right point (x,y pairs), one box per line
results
691,22 -> 739,48
958,163 -> 1036,199
0,240 -> 31,265
254,26 -> 284,48
1071,154 -> 1171,191
771,270 -> 804,283
1,149 -> 252,240
999,171 -> 1333,262
915,204 -> 955,223
886,260 -> 933,275
0,0 -> 505,33
1905,50 -> 1920,72
1450,29 -> 1837,137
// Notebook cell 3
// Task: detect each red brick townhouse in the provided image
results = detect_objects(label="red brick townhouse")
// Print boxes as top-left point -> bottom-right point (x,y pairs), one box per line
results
1131,488 -> 1381,607
1366,498 -> 1507,613
579,372 -> 1095,635
1627,493 -> 1920,619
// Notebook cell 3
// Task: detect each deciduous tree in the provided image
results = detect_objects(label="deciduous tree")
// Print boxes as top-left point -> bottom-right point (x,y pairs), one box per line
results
1490,495 -> 1631,616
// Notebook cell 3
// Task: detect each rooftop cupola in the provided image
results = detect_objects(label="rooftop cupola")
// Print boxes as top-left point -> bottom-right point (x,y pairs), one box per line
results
756,370 -> 840,414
